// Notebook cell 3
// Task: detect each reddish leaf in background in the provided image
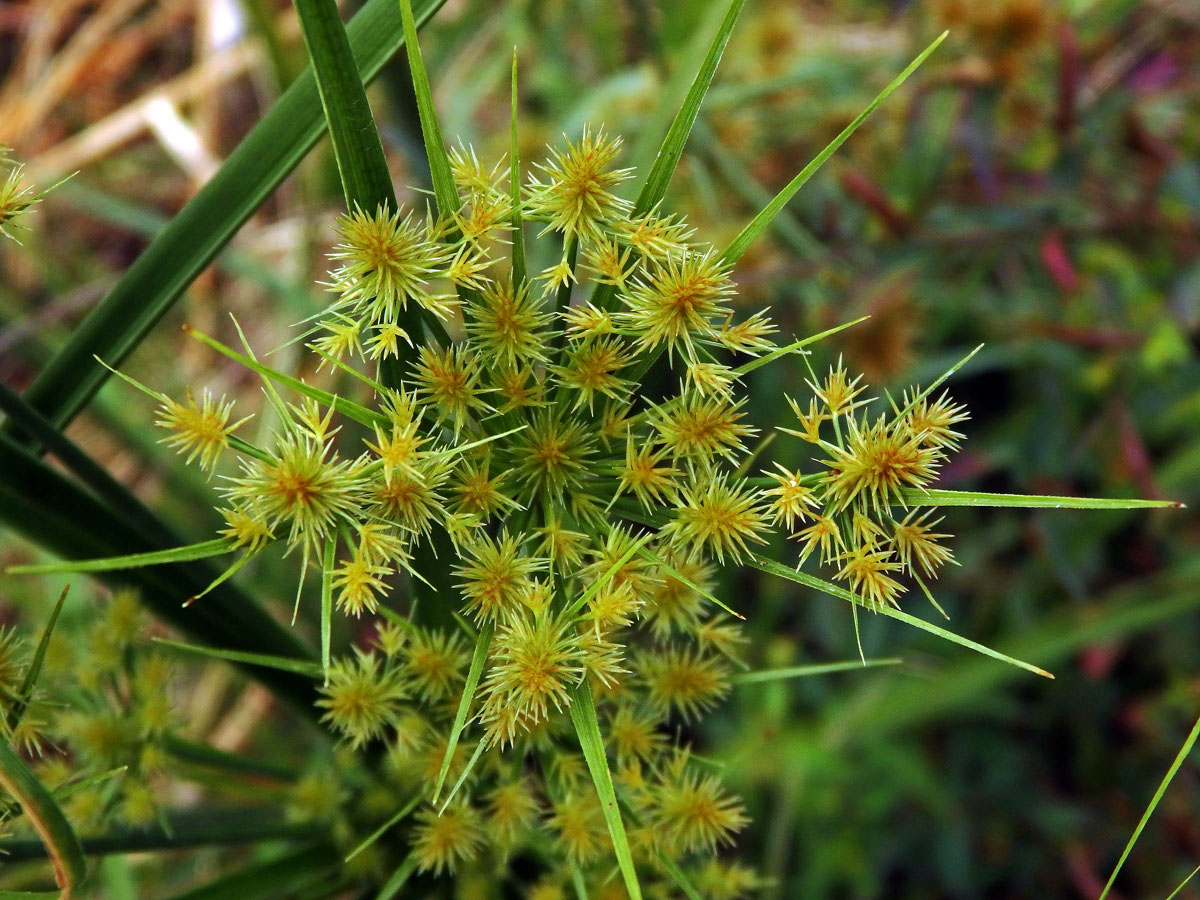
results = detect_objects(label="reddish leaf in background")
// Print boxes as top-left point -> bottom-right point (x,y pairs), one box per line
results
839,168 -> 912,238
1040,229 -> 1081,292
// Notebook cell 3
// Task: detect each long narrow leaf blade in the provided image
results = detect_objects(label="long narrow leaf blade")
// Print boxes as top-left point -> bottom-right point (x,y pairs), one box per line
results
159,844 -> 340,900
15,0 -> 446,432
732,658 -> 902,685
6,538 -> 234,575
748,554 -> 1053,679
568,680 -> 643,900
153,637 -> 322,678
0,740 -> 86,899
432,622 -> 494,802
631,0 -> 747,215
8,586 -> 70,732
1099,710 -> 1200,899
294,0 -> 396,211
720,32 -> 948,265
900,488 -> 1182,510
344,793 -> 423,863
375,855 -> 418,900
0,380 -> 161,540
320,539 -> 336,675
398,0 -> 457,217
734,316 -> 869,376
510,51 -> 526,286
182,326 -> 388,429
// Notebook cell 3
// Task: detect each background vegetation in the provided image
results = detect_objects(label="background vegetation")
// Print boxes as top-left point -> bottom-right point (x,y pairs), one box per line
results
1,0 -> 1198,897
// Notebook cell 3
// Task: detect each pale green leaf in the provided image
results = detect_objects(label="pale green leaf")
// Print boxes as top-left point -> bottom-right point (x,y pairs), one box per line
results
748,554 -> 1053,679
0,741 -> 85,899
721,32 -> 948,265
432,622 -> 494,802
568,679 -> 642,900
6,539 -> 234,575
732,658 -> 903,685
152,638 -> 321,678
1100,711 -> 1200,899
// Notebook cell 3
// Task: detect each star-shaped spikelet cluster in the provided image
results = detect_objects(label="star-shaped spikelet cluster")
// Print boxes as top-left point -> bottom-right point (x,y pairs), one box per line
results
142,130 -> 974,887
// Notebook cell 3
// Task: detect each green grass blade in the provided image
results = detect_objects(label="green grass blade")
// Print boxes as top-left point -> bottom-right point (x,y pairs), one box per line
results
734,316 -> 870,376
320,539 -> 336,676
568,679 -> 642,900
159,845 -> 340,900
655,849 -> 702,900
732,658 -> 903,685
0,740 -> 86,899
900,488 -> 1183,510
398,0 -> 457,218
692,119 -> 824,259
639,547 -> 742,620
0,380 -> 162,540
438,737 -> 486,813
7,585 -> 70,733
1165,864 -> 1200,900
53,767 -> 128,803
14,0 -> 446,433
564,531 -> 657,618
631,0 -> 746,215
1099,710 -> 1200,900
160,737 -> 297,783
894,343 -> 983,420
510,51 -> 526,286
6,538 -> 234,575
183,326 -> 388,429
344,793 -> 423,862
375,855 -> 418,900
295,0 -> 396,212
748,554 -> 1053,679
152,637 -> 323,678
0,811 -> 322,860
431,622 -> 494,802
594,0 -> 745,314
294,0 -> 431,359
720,32 -> 948,266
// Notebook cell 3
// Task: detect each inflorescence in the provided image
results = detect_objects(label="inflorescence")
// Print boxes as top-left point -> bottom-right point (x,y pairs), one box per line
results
143,129 -> 971,890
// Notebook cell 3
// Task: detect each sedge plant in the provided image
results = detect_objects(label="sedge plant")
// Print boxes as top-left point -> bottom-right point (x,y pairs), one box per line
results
0,1 -> 1183,898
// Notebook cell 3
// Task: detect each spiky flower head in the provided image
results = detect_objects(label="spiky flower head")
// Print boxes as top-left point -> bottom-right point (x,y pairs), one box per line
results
619,251 -> 735,360
155,390 -> 248,472
329,204 -> 451,322
526,127 -> 632,242
411,803 -> 485,875
637,646 -> 730,722
0,149 -> 48,242
454,531 -> 545,624
317,650 -> 406,749
481,613 -> 583,745
665,475 -> 770,564
652,765 -> 749,855
224,431 -> 367,552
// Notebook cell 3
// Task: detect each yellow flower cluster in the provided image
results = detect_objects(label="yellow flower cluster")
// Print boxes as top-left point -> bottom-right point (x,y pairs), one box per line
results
146,129 -> 973,891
